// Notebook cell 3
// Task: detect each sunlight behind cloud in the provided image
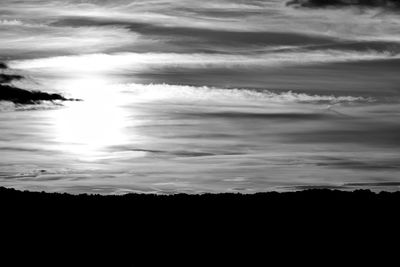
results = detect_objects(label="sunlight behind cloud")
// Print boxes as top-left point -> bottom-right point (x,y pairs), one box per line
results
50,77 -> 134,161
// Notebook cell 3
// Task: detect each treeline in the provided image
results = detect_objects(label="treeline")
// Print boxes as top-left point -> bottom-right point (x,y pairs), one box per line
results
3,186 -> 400,239
2,186 -> 400,215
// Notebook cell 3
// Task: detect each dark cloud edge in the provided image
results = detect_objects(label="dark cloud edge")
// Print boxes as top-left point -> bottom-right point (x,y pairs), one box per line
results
0,62 -> 79,105
286,0 -> 400,9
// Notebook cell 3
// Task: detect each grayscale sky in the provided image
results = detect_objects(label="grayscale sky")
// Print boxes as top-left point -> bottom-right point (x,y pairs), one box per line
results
0,0 -> 399,193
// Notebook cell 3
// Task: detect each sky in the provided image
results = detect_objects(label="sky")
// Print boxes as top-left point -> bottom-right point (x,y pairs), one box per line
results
0,0 -> 399,193
2,0 -> 400,94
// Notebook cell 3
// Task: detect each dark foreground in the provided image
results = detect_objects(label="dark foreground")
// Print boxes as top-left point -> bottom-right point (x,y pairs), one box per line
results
2,186 -> 400,255
2,186 -> 400,219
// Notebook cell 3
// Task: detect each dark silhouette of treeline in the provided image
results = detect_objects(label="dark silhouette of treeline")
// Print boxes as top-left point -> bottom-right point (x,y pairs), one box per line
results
3,186 -> 400,248
2,186 -> 400,220
287,0 -> 400,8
0,62 -> 75,104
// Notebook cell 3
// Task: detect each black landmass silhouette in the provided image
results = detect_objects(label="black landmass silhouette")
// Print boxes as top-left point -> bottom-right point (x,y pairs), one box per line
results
2,186 -> 400,251
2,186 -> 400,221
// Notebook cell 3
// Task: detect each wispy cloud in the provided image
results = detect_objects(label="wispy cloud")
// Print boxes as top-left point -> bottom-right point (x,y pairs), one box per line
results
2,0 -> 400,59
110,83 -> 372,104
0,22 -> 141,58
287,0 -> 400,9
9,49 -> 400,72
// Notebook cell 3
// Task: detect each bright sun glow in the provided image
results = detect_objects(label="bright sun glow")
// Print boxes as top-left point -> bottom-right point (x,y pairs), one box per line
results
51,76 -> 131,161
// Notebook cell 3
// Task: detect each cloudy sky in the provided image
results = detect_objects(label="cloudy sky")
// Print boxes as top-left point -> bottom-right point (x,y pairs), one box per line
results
0,0 -> 399,193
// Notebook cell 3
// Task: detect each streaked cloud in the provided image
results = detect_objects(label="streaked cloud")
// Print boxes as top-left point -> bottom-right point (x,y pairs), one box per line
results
287,0 -> 400,8
9,49 -> 400,72
1,0 -> 400,193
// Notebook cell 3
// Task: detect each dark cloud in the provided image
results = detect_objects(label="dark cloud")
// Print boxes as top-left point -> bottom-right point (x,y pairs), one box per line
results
285,122 -> 400,147
287,0 -> 400,8
173,7 -> 267,18
179,112 -> 335,120
0,73 -> 23,84
132,59 -> 400,97
291,185 -> 347,190
345,182 -> 400,187
51,17 -> 339,49
314,157 -> 400,170
109,146 -> 243,158
0,62 -> 72,104
304,41 -> 400,55
0,84 -> 66,104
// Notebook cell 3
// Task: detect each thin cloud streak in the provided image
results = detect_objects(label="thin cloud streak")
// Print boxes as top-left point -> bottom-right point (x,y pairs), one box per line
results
9,50 -> 400,72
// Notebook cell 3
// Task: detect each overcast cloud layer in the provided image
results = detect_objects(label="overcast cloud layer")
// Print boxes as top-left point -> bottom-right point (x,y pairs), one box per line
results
0,0 -> 400,193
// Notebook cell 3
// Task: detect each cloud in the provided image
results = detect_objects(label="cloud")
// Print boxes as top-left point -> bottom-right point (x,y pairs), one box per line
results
9,49 -> 400,73
284,121 -> 400,146
287,0 -> 400,8
2,0 -> 400,58
0,19 -> 23,26
8,51 -> 399,99
0,62 -> 71,104
179,111 -> 335,120
0,83 -> 66,104
0,22 -> 140,58
0,73 -> 23,83
51,16 -> 340,50
108,83 -> 372,105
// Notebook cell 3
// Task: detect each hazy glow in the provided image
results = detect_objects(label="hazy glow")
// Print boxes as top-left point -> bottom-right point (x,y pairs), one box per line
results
51,77 -> 131,161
